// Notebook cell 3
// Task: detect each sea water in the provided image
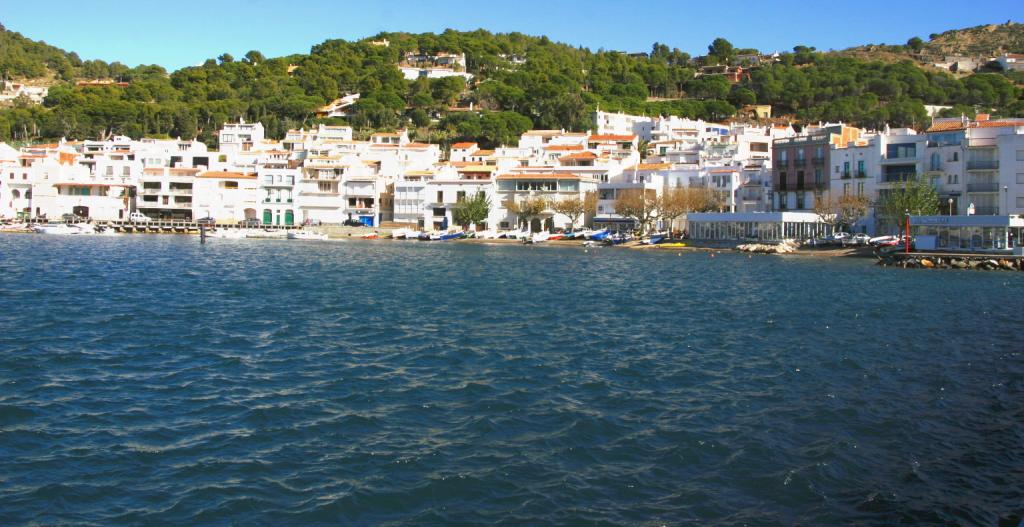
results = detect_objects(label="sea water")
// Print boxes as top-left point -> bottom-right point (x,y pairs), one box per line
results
1,235 -> 1022,525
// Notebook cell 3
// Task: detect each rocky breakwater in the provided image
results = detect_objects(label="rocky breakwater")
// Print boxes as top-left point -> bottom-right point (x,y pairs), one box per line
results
877,253 -> 1023,271
736,239 -> 800,254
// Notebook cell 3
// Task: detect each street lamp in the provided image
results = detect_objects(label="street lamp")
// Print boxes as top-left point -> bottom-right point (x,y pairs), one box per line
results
948,198 -> 953,216
904,209 -> 911,255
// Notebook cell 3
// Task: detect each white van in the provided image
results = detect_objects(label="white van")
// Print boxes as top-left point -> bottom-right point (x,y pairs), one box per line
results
129,212 -> 151,223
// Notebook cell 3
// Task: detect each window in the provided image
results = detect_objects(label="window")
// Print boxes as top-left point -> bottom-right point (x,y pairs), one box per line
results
317,181 -> 334,192
814,168 -> 823,185
264,175 -> 274,184
857,160 -> 865,177
843,182 -> 850,195
857,182 -> 865,196
886,143 -> 916,159
122,166 -> 130,176
1017,150 -> 1024,161
930,152 -> 941,171
515,181 -> 557,191
456,191 -> 466,202
105,166 -> 114,176
437,191 -> 444,202
222,181 -> 238,189
1017,173 -> 1024,184
1018,197 -> 1024,208
843,161 -> 850,177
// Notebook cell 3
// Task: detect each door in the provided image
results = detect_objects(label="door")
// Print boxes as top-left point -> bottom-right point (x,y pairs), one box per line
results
284,210 -> 294,226
73,206 -> 89,218
262,209 -> 272,225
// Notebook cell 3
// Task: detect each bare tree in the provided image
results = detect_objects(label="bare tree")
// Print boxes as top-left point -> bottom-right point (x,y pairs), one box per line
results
505,196 -> 547,231
658,188 -> 691,235
614,189 -> 659,235
549,196 -> 586,229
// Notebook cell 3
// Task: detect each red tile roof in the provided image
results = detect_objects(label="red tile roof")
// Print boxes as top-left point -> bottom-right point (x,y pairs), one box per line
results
588,134 -> 637,142
198,171 -> 256,179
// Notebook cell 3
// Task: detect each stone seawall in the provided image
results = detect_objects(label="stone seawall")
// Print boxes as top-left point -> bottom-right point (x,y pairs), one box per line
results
877,253 -> 1024,271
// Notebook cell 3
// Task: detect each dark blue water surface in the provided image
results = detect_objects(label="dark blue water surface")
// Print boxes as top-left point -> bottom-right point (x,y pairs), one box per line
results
1,234 -> 1022,525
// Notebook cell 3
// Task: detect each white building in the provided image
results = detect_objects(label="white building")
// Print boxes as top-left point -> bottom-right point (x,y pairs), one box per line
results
192,170 -> 259,223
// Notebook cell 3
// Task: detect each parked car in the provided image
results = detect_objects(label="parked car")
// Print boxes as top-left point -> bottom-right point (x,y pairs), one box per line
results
196,216 -> 216,226
849,233 -> 871,245
238,218 -> 262,227
869,235 -> 900,247
831,232 -> 851,243
129,212 -> 151,223
61,213 -> 87,223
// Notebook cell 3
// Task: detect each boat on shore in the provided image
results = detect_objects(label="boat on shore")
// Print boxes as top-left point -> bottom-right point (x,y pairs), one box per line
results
587,229 -> 611,241
434,231 -> 465,241
287,231 -> 328,240
392,228 -> 421,240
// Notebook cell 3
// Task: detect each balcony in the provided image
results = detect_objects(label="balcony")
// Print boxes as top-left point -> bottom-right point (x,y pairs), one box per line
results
168,188 -> 193,195
972,206 -> 999,215
812,156 -> 825,166
966,160 -> 998,171
841,172 -> 852,180
140,188 -> 162,195
774,160 -> 788,169
966,183 -> 1000,193
855,170 -> 867,178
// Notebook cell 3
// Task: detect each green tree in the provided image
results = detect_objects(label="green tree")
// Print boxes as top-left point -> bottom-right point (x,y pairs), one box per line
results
707,38 -> 736,65
877,174 -> 940,231
452,191 -> 491,229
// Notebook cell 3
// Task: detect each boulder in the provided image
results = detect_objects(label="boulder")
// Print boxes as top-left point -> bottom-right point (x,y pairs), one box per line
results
920,259 -> 935,268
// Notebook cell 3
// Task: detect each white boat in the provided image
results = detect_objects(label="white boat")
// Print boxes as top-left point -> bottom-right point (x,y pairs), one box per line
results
243,229 -> 288,239
33,223 -> 97,235
475,230 -> 498,239
287,231 -> 328,240
529,232 -> 551,244
391,228 -> 421,240
204,229 -> 248,239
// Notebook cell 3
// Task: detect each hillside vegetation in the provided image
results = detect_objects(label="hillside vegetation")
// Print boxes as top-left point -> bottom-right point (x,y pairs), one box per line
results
0,23 -> 1021,146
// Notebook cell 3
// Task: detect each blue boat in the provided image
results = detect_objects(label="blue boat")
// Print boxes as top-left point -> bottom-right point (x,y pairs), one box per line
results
437,231 -> 465,241
588,229 -> 610,241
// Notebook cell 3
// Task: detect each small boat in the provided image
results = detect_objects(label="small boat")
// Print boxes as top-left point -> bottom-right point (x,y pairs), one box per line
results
588,229 -> 611,241
204,229 -> 247,239
604,233 -> 631,245
527,232 -> 550,244
547,233 -> 566,241
642,233 -> 667,245
33,223 -> 80,235
33,223 -> 103,235
660,242 -> 688,248
361,232 -> 379,240
287,231 -> 328,240
435,231 -> 464,241
392,228 -> 422,240
474,230 -> 498,240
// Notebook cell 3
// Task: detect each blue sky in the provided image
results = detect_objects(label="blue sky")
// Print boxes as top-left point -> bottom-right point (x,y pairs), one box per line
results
1,0 -> 1017,70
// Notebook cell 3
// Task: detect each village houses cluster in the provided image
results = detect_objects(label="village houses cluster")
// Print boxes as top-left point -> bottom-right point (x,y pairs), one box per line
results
2,109 -> 1023,240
